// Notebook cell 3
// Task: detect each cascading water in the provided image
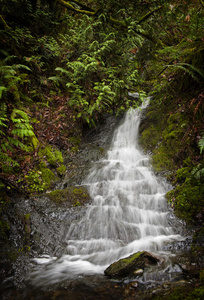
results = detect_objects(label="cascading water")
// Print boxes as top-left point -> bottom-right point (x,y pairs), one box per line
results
30,99 -> 183,285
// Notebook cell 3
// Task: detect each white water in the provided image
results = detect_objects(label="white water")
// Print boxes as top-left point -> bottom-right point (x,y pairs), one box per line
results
31,100 -> 183,284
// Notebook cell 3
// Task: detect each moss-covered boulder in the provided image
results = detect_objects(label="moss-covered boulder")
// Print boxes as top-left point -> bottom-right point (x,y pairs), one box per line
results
104,251 -> 162,278
47,186 -> 90,206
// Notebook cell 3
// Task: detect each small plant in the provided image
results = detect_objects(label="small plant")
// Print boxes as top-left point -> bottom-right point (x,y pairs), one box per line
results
198,136 -> 204,154
22,170 -> 46,193
74,201 -> 81,207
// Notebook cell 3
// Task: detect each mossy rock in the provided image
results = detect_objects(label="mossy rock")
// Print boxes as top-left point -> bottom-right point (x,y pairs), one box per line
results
40,168 -> 57,189
104,251 -> 161,278
47,186 -> 90,206
166,176 -> 204,224
57,164 -> 66,176
39,145 -> 63,166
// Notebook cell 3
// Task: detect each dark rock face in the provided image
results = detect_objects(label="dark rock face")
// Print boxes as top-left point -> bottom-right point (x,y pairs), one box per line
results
104,251 -> 163,278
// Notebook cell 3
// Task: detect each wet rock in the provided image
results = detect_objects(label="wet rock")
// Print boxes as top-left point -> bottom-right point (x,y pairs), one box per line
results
47,186 -> 91,206
134,269 -> 144,275
128,92 -> 140,100
104,251 -> 163,278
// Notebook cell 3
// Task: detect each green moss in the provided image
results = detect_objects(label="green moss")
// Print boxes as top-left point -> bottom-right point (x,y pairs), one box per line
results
57,164 -> 66,176
152,145 -> 174,172
24,213 -> 30,221
175,167 -> 191,183
29,135 -> 39,149
39,146 -> 63,166
139,92 -> 204,224
74,201 -> 81,206
140,124 -> 160,151
47,186 -> 90,206
166,176 -> 204,223
40,168 -> 57,189
118,252 -> 144,267
154,285 -> 204,300
104,251 -> 144,277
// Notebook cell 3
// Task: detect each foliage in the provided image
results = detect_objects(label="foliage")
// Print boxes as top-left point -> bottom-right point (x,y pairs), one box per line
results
20,170 -> 46,193
49,13 -> 146,124
0,103 -> 35,174
39,146 -> 63,167
0,54 -> 31,103
0,0 -> 203,229
198,136 -> 204,154
57,164 -> 66,176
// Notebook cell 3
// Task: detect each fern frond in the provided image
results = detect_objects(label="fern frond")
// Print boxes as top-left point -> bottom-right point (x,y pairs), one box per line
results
13,64 -> 32,72
0,103 -> 7,131
55,67 -> 70,76
7,136 -> 28,150
165,63 -> 204,82
0,152 -> 19,169
48,76 -> 66,86
11,109 -> 29,122
0,86 -> 7,99
198,136 -> 204,154
89,40 -> 100,52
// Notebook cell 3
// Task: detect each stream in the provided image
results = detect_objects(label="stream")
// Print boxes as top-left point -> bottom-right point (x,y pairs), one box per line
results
28,100 -> 186,285
1,99 -> 199,300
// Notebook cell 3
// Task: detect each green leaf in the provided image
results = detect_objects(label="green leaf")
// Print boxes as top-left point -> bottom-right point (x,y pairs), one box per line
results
0,87 -> 7,99
198,136 -> 204,154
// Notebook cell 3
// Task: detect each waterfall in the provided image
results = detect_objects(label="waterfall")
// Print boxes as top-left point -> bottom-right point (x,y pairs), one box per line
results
31,99 -> 183,284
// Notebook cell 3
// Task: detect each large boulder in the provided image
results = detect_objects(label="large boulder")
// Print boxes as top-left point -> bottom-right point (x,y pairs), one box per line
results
104,251 -> 163,278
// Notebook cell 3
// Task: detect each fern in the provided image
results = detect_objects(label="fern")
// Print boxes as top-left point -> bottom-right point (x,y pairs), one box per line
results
0,103 -> 8,135
54,67 -> 70,76
166,63 -> 204,82
0,151 -> 19,173
198,136 -> 204,154
10,109 -> 35,138
192,164 -> 204,181
89,40 -> 100,52
0,59 -> 31,103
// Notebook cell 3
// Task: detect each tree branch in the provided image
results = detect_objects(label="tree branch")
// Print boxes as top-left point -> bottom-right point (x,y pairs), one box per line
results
137,6 -> 163,25
56,0 -> 157,42
69,0 -> 95,12
57,0 -> 95,16
0,15 -> 11,30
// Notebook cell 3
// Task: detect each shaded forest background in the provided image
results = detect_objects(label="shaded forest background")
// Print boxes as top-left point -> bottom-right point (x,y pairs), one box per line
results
0,0 -> 204,225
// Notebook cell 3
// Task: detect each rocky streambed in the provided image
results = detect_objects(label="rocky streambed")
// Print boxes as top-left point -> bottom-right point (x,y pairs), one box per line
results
0,113 -> 204,300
